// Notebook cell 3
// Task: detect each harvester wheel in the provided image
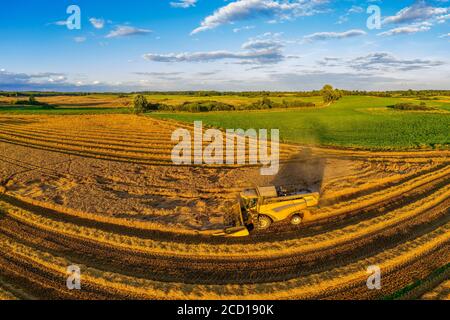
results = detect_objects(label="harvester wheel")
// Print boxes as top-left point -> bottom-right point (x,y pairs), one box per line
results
257,215 -> 272,230
290,214 -> 303,225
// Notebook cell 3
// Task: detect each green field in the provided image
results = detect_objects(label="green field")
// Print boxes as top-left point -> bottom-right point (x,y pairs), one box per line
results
151,96 -> 450,150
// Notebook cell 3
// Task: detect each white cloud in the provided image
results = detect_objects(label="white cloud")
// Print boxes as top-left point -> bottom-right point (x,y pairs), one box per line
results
47,75 -> 67,83
383,0 -> 448,25
241,38 -> 283,50
348,5 -> 364,14
143,49 -> 284,64
0,70 -> 68,86
303,29 -> 366,41
350,52 -> 444,71
378,24 -> 431,37
337,5 -> 364,24
437,13 -> 450,23
106,26 -> 152,38
191,0 -> 327,35
315,52 -> 446,73
170,0 -> 197,8
144,32 -> 287,64
89,18 -> 105,29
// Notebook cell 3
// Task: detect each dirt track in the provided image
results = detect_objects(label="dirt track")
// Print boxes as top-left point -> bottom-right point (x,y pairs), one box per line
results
0,114 -> 448,300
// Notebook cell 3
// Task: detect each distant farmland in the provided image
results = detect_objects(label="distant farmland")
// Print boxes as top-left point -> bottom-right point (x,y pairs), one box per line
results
153,95 -> 450,150
1,94 -> 449,149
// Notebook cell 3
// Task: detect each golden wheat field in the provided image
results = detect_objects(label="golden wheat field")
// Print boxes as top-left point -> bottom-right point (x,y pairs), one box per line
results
0,113 -> 448,300
0,95 -> 132,109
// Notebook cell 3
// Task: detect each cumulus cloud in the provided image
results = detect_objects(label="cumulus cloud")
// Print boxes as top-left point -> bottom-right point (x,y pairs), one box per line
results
315,52 -> 445,72
303,29 -> 366,41
0,70 -> 68,88
89,18 -> 105,29
0,69 -> 145,92
106,26 -> 152,38
350,52 -> 445,71
316,57 -> 342,67
337,5 -> 364,24
143,49 -> 284,64
378,24 -> 431,36
437,13 -> 450,23
241,38 -> 284,50
348,5 -> 364,14
196,71 -> 220,76
144,31 -> 286,64
170,0 -> 197,8
191,0 -> 327,34
383,0 -> 448,25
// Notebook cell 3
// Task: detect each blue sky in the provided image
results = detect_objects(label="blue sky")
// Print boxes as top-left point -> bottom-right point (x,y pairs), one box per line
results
0,0 -> 449,91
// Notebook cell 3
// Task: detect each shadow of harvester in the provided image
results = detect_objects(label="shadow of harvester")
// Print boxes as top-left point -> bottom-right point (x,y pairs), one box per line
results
268,118 -> 331,194
269,147 -> 327,194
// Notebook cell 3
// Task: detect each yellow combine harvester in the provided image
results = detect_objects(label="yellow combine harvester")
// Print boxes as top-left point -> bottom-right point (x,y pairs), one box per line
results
216,185 -> 320,237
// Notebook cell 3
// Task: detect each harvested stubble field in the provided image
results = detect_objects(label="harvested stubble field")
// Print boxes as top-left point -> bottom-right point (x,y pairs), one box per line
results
0,112 -> 449,300
421,279 -> 450,300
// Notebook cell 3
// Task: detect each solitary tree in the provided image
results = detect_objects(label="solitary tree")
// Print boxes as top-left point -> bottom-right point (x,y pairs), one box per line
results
133,94 -> 148,114
321,84 -> 342,105
29,95 -> 37,105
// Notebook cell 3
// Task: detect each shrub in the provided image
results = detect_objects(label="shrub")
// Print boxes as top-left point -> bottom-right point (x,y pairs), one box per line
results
175,101 -> 235,113
282,100 -> 316,108
418,97 -> 439,101
133,95 -> 149,114
247,98 -> 281,110
14,95 -> 51,107
14,100 -> 30,105
157,104 -> 176,112
29,95 -> 37,104
206,101 -> 235,111
388,102 -> 434,111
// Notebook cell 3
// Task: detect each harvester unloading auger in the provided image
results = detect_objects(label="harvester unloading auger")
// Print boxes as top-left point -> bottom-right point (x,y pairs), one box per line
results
214,185 -> 320,237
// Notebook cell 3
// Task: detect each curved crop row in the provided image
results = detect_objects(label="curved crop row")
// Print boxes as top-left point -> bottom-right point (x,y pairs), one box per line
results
2,181 -> 448,258
0,221 -> 447,300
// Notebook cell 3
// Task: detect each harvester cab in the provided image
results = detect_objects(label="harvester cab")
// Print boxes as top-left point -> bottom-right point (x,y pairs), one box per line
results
215,185 -> 320,237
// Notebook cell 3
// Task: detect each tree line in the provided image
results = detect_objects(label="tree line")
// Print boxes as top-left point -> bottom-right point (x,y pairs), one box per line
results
132,85 -> 344,114
132,96 -> 317,114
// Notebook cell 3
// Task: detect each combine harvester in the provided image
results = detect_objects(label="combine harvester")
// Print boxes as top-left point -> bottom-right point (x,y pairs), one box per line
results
215,185 -> 320,237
